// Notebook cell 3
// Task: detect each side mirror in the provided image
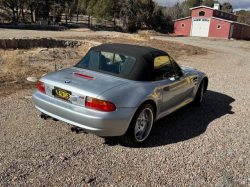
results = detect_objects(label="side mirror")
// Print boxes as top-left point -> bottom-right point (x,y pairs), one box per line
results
178,70 -> 185,77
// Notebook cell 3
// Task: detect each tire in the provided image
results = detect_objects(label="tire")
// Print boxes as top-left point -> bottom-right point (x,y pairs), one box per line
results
121,103 -> 154,147
193,80 -> 205,106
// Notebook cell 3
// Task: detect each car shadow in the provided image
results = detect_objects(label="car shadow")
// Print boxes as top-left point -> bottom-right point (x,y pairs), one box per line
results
104,90 -> 235,148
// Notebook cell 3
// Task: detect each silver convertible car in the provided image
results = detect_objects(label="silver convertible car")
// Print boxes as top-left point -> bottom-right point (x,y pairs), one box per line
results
33,44 -> 208,146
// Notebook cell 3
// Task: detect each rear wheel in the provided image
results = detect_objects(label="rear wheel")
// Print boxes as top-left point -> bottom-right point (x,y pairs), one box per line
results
193,80 -> 204,105
121,104 -> 154,147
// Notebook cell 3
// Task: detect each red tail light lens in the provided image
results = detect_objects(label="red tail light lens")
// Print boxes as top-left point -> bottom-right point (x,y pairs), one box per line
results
85,96 -> 116,112
38,81 -> 46,94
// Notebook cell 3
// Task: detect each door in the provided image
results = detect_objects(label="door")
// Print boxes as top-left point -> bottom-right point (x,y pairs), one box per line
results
191,18 -> 210,37
153,56 -> 192,116
229,25 -> 234,38
158,77 -> 191,114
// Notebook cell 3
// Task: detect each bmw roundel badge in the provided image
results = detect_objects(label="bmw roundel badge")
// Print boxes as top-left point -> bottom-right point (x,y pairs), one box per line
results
65,80 -> 71,83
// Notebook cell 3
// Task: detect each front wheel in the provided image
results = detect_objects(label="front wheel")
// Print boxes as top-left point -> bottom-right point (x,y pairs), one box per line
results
121,104 -> 154,147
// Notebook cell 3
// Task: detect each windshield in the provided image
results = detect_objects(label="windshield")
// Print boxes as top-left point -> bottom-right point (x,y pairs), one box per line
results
76,51 -> 136,76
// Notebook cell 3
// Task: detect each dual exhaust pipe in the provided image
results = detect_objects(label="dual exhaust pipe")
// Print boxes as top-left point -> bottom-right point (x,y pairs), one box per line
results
71,127 -> 87,134
40,113 -> 87,134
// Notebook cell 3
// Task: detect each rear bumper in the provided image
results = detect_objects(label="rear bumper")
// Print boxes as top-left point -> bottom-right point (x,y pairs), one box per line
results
32,90 -> 136,136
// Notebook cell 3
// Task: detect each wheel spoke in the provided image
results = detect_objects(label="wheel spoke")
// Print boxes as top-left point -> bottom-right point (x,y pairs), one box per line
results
139,132 -> 143,140
135,127 -> 140,135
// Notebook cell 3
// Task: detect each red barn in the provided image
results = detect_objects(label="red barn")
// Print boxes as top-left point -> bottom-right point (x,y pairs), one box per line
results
173,4 -> 250,40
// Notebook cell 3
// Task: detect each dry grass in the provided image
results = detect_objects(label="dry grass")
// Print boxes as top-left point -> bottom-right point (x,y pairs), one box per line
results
0,35 -> 207,97
0,49 -> 49,83
0,47 -> 88,96
60,35 -> 207,60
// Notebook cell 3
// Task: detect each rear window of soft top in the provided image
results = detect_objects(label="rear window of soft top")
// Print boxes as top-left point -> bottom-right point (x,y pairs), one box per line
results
76,51 -> 136,76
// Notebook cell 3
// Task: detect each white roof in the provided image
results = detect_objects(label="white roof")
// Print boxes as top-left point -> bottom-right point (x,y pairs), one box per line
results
212,17 -> 250,26
190,6 -> 214,11
212,17 -> 233,23
173,16 -> 191,22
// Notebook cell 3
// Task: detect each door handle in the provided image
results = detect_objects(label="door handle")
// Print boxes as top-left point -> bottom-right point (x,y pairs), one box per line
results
163,86 -> 170,91
191,77 -> 198,82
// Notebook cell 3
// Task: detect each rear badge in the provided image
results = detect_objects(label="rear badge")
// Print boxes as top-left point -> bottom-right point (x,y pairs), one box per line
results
78,96 -> 84,100
65,80 -> 71,84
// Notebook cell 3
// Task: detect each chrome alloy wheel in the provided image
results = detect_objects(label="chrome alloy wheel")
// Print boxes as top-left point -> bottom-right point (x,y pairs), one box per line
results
134,108 -> 153,142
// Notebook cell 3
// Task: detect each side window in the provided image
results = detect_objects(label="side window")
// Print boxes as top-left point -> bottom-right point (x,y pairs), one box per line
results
154,56 -> 175,81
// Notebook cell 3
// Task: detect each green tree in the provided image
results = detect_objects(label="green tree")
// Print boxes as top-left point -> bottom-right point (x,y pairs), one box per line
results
119,0 -> 141,31
93,0 -> 118,19
202,0 -> 217,7
236,10 -> 250,25
186,0 -> 202,7
168,2 -> 183,20
221,2 -> 233,13
86,0 -> 97,15
78,0 -> 90,14
180,1 -> 191,17
0,0 -> 25,22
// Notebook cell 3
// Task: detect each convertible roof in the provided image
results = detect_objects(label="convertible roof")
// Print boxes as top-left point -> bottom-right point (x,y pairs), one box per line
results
91,43 -> 162,57
87,43 -> 169,81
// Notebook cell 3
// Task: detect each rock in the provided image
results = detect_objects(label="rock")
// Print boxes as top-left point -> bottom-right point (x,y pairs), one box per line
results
84,176 -> 92,183
0,40 -> 7,49
24,96 -> 32,99
27,77 -> 38,82
39,48 -> 49,53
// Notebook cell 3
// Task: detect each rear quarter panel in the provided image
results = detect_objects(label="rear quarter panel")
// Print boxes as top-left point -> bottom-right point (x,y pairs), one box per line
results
98,81 -> 162,110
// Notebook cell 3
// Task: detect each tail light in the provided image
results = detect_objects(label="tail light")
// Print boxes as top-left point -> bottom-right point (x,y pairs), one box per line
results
38,81 -> 46,94
85,96 -> 116,112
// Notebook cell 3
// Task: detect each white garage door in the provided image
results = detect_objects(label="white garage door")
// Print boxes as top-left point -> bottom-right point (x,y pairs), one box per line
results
191,18 -> 210,37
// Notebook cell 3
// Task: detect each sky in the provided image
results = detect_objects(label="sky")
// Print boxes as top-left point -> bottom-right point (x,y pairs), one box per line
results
154,0 -> 250,11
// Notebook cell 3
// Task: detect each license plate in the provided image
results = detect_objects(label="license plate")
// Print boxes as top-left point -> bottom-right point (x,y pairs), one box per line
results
53,87 -> 71,101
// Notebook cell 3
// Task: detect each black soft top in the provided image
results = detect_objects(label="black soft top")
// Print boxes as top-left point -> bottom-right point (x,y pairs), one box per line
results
88,43 -> 169,81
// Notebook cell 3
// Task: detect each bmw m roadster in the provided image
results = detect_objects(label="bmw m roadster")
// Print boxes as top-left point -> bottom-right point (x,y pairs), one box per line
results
33,44 -> 208,146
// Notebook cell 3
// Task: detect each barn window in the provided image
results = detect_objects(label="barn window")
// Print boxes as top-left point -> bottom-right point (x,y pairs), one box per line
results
199,11 -> 205,16
217,25 -> 221,29
181,23 -> 185,28
221,12 -> 223,16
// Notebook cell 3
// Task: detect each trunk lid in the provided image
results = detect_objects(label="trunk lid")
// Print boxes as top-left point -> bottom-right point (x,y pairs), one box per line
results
40,67 -> 129,107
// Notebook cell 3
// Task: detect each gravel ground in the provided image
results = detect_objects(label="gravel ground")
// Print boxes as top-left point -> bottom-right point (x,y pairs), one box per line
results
0,32 -> 250,186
